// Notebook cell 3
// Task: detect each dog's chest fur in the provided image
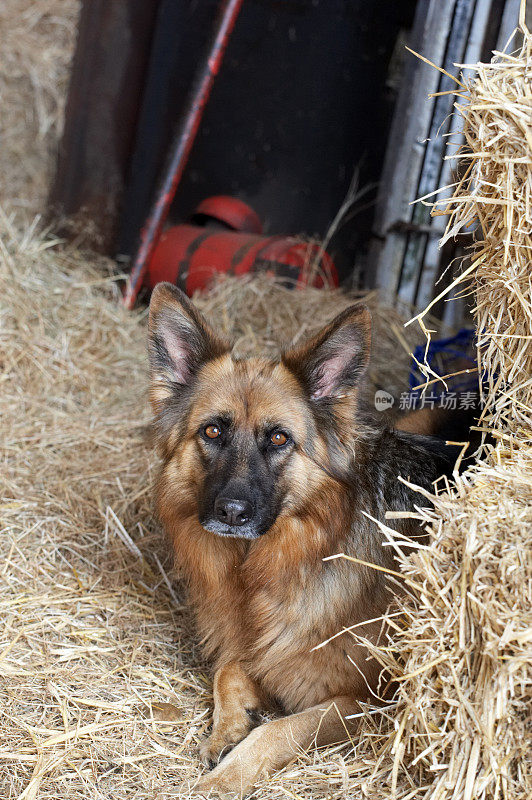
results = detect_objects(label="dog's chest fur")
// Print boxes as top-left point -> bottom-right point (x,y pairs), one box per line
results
241,545 -> 388,710
168,507 -> 391,712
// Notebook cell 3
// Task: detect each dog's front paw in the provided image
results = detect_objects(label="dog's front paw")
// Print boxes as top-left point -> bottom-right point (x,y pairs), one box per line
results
199,715 -> 254,766
196,725 -> 269,798
199,732 -> 230,768
195,769 -> 241,798
195,759 -> 259,799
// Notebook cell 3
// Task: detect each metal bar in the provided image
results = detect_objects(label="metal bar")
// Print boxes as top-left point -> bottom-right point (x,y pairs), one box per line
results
496,0 -> 522,49
123,0 -> 245,309
417,0 -> 494,319
369,0 -> 458,301
400,0 -> 477,308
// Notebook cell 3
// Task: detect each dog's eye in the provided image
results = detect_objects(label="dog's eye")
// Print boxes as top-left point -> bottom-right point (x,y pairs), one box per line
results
204,424 -> 222,439
270,431 -> 288,447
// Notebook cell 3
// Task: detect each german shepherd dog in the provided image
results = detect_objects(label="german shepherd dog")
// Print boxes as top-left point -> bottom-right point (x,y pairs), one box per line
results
148,283 -> 460,797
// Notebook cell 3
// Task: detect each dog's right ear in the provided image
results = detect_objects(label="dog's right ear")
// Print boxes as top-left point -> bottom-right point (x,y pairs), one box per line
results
148,282 -> 230,419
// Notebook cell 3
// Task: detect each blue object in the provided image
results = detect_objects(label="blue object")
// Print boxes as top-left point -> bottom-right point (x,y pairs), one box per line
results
409,328 -> 478,404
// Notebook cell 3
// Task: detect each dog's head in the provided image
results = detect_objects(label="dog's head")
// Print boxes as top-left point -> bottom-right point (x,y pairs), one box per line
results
148,283 -> 371,540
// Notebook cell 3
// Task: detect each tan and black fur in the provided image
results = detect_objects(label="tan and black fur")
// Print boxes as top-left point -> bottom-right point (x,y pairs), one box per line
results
148,283 -> 460,796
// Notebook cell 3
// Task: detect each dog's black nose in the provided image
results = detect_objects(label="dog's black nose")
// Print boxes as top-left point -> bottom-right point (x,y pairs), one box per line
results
214,497 -> 253,526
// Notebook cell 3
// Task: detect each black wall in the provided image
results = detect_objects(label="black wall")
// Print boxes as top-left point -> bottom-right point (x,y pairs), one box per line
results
118,0 -> 416,281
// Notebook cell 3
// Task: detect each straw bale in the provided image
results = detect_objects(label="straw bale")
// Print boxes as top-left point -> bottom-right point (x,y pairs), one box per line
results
0,0 -> 79,218
362,442 -> 532,800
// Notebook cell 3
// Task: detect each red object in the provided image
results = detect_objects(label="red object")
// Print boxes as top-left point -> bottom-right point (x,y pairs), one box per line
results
146,222 -> 338,295
123,0 -> 245,309
194,195 -> 263,234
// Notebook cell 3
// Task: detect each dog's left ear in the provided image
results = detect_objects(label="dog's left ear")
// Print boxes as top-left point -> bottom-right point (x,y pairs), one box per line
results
282,304 -> 371,400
